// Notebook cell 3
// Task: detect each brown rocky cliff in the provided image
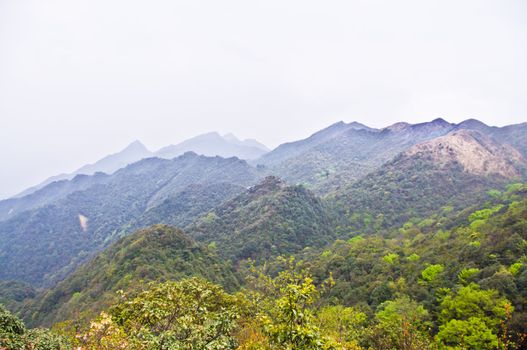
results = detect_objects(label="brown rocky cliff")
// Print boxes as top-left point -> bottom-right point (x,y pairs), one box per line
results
404,129 -> 525,178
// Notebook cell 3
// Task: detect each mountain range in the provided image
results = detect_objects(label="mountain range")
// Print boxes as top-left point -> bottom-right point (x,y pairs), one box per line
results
256,118 -> 527,193
0,152 -> 259,286
0,117 -> 526,348
11,132 -> 269,200
1,118 -> 525,288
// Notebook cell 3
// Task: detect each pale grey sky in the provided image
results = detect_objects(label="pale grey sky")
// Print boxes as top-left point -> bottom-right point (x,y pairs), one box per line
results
0,0 -> 526,199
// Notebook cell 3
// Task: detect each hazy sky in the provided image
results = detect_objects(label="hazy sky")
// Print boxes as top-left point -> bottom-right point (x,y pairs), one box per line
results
0,0 -> 526,199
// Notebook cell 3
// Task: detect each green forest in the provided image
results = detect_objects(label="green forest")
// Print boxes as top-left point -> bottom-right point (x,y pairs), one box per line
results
1,119 -> 527,349
1,182 -> 526,349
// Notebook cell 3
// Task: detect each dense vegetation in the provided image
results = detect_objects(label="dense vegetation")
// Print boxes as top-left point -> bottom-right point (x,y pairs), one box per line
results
1,184 -> 523,349
329,148 -> 511,231
22,225 -> 239,327
0,153 -> 259,287
302,184 -> 527,342
257,119 -> 526,194
1,118 -> 526,349
189,176 -> 334,262
129,182 -> 245,230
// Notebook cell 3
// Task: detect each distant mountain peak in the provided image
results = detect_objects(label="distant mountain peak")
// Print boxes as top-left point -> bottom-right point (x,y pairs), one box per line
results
348,121 -> 370,129
155,132 -> 268,160
456,118 -> 491,131
124,140 -> 149,152
223,133 -> 240,142
385,122 -> 410,132
430,117 -> 450,125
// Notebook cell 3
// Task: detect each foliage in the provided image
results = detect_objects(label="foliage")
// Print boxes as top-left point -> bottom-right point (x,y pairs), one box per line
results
436,317 -> 498,349
189,176 -> 334,262
438,284 -> 509,331
420,264 -> 445,283
0,153 -> 258,287
0,281 -> 36,314
24,225 -> 239,327
0,304 -> 69,350
369,296 -> 433,350
84,278 -> 240,350
316,305 -> 367,348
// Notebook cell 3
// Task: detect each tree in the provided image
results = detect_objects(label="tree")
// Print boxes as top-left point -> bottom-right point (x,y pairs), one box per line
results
108,278 -> 240,350
0,303 -> 25,349
438,284 -> 509,331
260,272 -> 333,349
436,284 -> 510,349
436,318 -> 498,349
243,258 -> 339,349
0,304 -> 69,350
369,296 -> 432,350
316,305 -> 366,349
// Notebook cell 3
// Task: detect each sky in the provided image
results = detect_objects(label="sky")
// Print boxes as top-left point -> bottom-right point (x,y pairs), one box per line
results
0,0 -> 526,199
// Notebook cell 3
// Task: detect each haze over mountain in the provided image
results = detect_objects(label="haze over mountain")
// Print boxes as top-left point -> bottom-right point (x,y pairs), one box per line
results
2,0 -> 527,345
1,117 -> 526,348
0,117 -> 525,291
13,141 -> 152,198
9,132 -> 269,200
0,152 -> 260,287
155,132 -> 269,160
256,118 -> 527,193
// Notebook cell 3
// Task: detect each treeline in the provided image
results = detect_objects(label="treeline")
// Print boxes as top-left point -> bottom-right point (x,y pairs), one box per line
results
1,263 -> 524,349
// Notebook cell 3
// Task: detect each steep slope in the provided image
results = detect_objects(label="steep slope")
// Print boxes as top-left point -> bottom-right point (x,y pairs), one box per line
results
23,225 -> 238,327
256,121 -> 375,166
300,184 -> 527,334
256,119 -> 454,193
145,154 -> 258,209
255,118 -> 527,194
405,129 -> 524,177
156,132 -> 269,160
329,130 -> 526,231
0,172 -> 110,222
130,182 -> 246,230
13,141 -> 152,199
0,281 -> 36,312
454,119 -> 527,157
188,176 -> 334,262
0,153 -> 260,287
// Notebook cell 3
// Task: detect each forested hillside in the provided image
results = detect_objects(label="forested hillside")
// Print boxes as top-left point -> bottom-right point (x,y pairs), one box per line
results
329,129 -> 525,231
3,184 -> 526,349
21,225 -> 239,327
301,183 -> 527,342
256,119 -> 526,193
0,153 -> 259,287
1,118 -> 526,350
189,176 -> 334,262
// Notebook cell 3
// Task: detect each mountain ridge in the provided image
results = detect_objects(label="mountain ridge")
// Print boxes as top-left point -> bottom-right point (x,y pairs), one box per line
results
255,118 -> 527,193
188,176 -> 334,262
10,132 -> 269,201
0,152 -> 260,287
